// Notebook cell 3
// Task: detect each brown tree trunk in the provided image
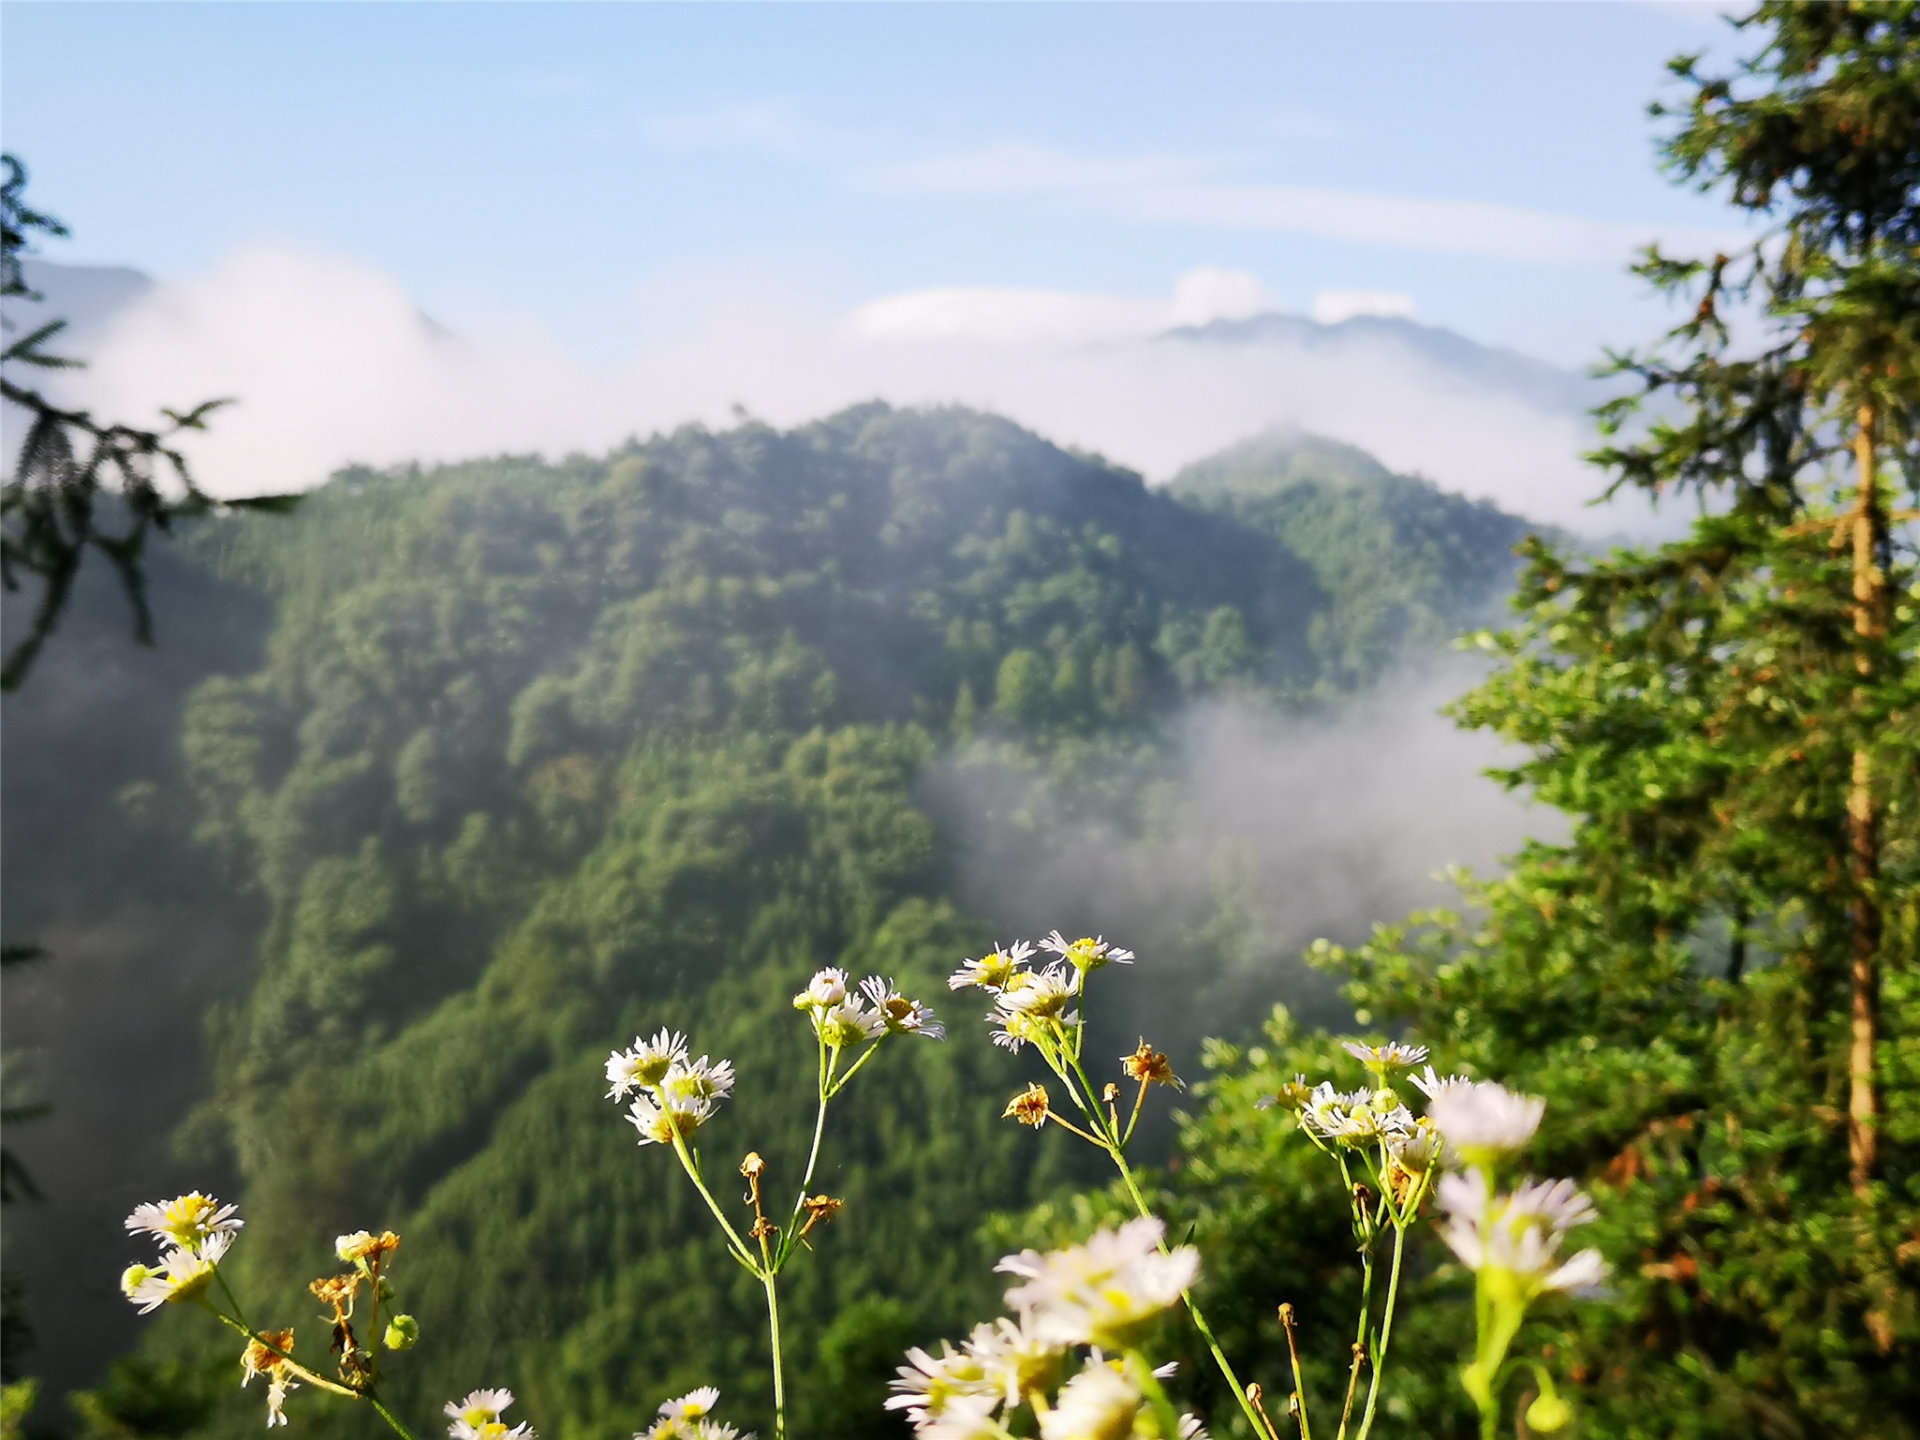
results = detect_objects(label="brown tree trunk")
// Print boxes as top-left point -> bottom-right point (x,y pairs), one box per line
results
1847,402 -> 1885,1198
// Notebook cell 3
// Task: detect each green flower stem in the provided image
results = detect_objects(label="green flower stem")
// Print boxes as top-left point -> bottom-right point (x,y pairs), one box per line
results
1132,1350 -> 1188,1440
1109,1152 -> 1267,1440
762,1269 -> 787,1440
368,1394 -> 424,1440
204,1307 -> 362,1401
827,1034 -> 887,1097
1352,1216 -> 1411,1440
778,1053 -> 834,1269
668,1131 -> 759,1273
1334,1246 -> 1375,1440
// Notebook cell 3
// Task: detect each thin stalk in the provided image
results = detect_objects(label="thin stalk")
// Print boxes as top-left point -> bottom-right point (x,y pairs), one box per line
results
205,1309 -> 361,1400
367,1395 -> 424,1440
828,1035 -> 888,1097
1352,1219 -> 1410,1440
1109,1155 -> 1267,1440
1334,1248 -> 1375,1440
1335,1345 -> 1366,1440
778,1073 -> 833,1268
1122,1076 -> 1151,1149
1279,1304 -> 1313,1440
763,1271 -> 787,1440
669,1131 -> 759,1272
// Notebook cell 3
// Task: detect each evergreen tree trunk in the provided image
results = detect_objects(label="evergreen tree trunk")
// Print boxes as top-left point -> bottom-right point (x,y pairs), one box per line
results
1846,402 -> 1885,1197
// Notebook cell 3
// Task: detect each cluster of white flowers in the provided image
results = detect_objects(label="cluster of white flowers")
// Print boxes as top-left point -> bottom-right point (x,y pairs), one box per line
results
890,1220 -> 1202,1440
445,1388 -> 535,1440
1437,1169 -> 1608,1298
119,1192 -> 242,1314
947,940 -> 1091,1052
605,1029 -> 738,1145
635,1386 -> 751,1440
792,967 -> 946,1046
1299,1082 -> 1418,1148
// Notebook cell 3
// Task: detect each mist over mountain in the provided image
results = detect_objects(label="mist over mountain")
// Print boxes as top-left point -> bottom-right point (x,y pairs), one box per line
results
1161,310 -> 1598,418
1,401 -> 1550,1439
9,258 -> 1636,535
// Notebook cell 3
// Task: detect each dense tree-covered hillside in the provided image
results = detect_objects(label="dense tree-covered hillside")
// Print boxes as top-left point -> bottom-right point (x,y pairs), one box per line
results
3,404 -> 1537,1440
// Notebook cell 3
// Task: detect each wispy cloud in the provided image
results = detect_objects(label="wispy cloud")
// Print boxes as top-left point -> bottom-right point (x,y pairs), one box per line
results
866,142 -> 1246,195
1311,289 -> 1415,325
853,268 -> 1275,347
870,142 -> 1749,266
639,100 -> 852,159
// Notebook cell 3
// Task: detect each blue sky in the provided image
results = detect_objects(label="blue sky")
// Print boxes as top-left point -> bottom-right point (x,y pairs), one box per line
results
7,2 -> 1751,366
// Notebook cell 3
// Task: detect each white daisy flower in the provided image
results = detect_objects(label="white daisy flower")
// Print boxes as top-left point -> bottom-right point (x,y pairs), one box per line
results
1427,1081 -> 1545,1164
916,1394 -> 1005,1440
1409,1065 -> 1475,1103
1341,1040 -> 1430,1073
1387,1122 -> 1446,1173
995,964 -> 1079,1020
1299,1083 -> 1402,1146
121,1232 -> 232,1313
123,1192 -> 243,1253
659,1055 -> 736,1108
1039,931 -> 1135,974
605,1030 -> 689,1099
860,976 -> 948,1039
948,941 -> 1034,993
814,998 -> 887,1049
794,967 -> 849,1009
1437,1169 -> 1608,1298
887,1341 -> 999,1428
445,1389 -> 533,1440
1036,1363 -> 1141,1440
658,1389 -> 721,1422
997,1217 -> 1197,1350
961,1316 -> 1062,1409
625,1091 -> 711,1146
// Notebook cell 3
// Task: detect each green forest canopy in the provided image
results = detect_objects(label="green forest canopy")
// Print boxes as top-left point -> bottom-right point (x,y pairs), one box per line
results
1,404 -> 1537,1440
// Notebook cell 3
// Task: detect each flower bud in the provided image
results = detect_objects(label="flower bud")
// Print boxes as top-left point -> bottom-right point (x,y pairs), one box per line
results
1525,1388 -> 1571,1433
384,1314 -> 420,1351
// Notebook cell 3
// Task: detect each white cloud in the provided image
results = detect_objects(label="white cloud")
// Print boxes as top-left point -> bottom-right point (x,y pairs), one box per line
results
1311,289 -> 1415,325
53,244 -> 1658,537
639,100 -> 850,157
853,268 -> 1276,347
871,142 -> 1750,267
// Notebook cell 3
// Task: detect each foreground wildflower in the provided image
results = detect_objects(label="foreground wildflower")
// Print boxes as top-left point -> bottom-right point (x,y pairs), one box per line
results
1036,1363 -> 1141,1440
1039,930 -> 1135,975
1437,1171 -> 1606,1298
336,1230 -> 401,1266
241,1330 -> 299,1428
860,976 -> 947,1038
948,940 -> 1034,993
997,1217 -> 1197,1350
1341,1040 -> 1430,1077
445,1388 -> 533,1440
637,1387 -> 753,1440
1426,1081 -> 1545,1168
605,1030 -> 690,1098
120,1232 -> 232,1313
124,1192 -> 243,1252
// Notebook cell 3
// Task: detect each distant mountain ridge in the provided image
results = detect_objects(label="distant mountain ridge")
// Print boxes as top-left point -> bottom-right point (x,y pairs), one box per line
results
1161,310 -> 1598,417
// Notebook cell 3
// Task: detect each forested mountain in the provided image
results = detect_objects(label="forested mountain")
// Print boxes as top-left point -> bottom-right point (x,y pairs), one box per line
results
1171,429 -> 1540,689
1,404 -> 1539,1440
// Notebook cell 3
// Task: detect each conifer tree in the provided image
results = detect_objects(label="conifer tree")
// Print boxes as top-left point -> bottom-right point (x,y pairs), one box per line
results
1172,5 -> 1918,1434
